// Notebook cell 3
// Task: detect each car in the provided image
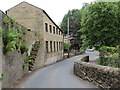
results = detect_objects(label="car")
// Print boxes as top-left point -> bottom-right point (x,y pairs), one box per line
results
85,49 -> 94,52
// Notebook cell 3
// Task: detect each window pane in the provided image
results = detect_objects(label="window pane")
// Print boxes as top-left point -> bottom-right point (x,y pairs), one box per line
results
50,41 -> 52,52
54,41 -> 55,52
57,42 -> 58,51
45,23 -> 48,32
46,41 -> 48,53
53,26 -> 55,34
50,25 -> 52,33
56,28 -> 58,34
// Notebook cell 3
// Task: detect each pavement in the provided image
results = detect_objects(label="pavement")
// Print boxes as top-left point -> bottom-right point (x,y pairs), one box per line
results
16,51 -> 99,88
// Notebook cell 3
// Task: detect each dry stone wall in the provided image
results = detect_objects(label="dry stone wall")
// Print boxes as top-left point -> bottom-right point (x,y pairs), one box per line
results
74,58 -> 120,89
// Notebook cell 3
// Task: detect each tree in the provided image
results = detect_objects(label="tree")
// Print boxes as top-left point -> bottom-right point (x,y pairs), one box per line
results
80,2 -> 120,50
60,9 -> 82,35
81,3 -> 90,10
60,9 -> 82,50
64,42 -> 70,52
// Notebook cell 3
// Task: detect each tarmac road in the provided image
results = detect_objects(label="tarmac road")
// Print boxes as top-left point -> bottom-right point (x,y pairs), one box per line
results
16,51 -> 99,88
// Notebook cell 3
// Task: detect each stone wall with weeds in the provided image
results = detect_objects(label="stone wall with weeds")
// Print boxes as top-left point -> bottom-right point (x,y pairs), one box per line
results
0,11 -> 30,88
2,16 -> 29,54
0,10 -> 41,88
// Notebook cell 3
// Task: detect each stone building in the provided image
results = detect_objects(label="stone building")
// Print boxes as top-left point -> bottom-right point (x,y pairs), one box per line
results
6,1 -> 64,71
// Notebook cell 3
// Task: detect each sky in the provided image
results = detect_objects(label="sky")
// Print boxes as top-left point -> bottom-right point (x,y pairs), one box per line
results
0,0 -> 95,25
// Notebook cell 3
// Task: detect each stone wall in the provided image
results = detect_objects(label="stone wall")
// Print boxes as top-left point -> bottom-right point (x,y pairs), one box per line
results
0,10 -> 3,90
0,10 -> 31,88
74,58 -> 120,89
2,51 -> 28,88
0,39 -> 2,90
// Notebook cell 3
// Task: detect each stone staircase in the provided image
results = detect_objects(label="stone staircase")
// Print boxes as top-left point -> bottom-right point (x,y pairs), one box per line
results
28,41 -> 40,71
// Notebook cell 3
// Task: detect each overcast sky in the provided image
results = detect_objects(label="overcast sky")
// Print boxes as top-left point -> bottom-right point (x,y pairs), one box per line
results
0,0 -> 95,25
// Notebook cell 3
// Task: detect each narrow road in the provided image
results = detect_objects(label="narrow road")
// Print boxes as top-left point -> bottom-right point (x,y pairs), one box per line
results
16,51 -> 99,88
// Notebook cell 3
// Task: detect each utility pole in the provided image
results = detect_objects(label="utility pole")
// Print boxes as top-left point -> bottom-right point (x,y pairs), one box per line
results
67,17 -> 69,36
67,17 -> 70,58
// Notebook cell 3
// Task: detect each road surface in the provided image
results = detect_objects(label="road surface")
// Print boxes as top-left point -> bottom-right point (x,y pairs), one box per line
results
16,51 -> 99,88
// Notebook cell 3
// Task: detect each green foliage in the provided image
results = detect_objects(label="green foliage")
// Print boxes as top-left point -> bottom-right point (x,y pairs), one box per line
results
80,2 -> 120,68
97,53 -> 120,68
2,16 -> 28,54
11,18 -> 16,27
22,56 -> 33,70
3,16 -> 10,23
27,56 -> 34,64
80,2 -> 120,49
60,9 -> 82,34
64,42 -> 70,51
4,41 -> 16,53
99,46 -> 117,53
60,9 -> 83,50
3,28 -> 18,44
20,44 -> 29,54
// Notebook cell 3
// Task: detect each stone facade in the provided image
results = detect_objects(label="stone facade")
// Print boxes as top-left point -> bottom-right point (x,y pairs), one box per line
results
74,58 -> 120,89
0,2 -> 64,88
6,1 -> 64,70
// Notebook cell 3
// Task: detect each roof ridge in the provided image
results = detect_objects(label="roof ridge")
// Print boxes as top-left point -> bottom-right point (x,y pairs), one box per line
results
6,1 -> 43,12
6,1 -> 63,32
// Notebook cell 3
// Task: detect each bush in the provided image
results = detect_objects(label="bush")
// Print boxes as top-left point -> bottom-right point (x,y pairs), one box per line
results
64,42 -> 70,51
2,17 -> 27,54
99,46 -> 117,54
97,53 -> 120,68
4,41 -> 16,54
20,44 -> 29,54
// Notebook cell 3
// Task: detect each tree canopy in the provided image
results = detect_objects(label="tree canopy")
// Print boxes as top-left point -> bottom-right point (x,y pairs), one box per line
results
60,9 -> 82,35
60,9 -> 83,50
80,2 -> 120,50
